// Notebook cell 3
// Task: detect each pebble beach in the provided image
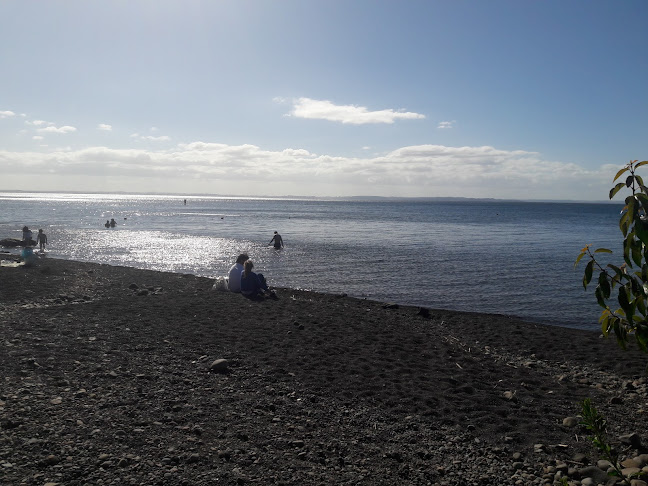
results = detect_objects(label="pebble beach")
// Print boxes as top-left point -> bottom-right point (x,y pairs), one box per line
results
1,254 -> 647,485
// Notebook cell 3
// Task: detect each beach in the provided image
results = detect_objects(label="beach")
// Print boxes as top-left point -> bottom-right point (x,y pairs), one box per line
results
0,193 -> 624,329
1,255 -> 647,485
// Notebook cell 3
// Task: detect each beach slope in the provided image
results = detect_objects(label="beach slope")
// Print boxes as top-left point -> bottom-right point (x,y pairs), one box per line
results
1,256 -> 646,485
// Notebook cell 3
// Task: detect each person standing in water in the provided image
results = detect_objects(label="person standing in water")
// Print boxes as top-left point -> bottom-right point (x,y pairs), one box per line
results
36,229 -> 48,251
268,231 -> 284,249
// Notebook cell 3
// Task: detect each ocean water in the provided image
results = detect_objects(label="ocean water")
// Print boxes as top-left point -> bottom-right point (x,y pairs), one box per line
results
0,192 -> 623,330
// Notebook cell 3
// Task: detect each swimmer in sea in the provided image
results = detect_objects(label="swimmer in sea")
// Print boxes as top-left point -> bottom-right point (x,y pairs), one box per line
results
268,231 -> 284,249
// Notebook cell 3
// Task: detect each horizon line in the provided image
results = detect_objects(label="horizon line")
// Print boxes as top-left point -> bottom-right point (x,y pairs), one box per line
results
0,189 -> 616,204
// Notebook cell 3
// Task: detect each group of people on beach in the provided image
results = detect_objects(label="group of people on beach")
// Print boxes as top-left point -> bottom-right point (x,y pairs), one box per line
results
227,253 -> 277,299
222,231 -> 284,299
18,226 -> 47,267
22,226 -> 47,251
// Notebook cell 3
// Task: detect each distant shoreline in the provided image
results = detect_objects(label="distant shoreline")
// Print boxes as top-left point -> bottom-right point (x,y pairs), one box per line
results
0,189 -> 617,204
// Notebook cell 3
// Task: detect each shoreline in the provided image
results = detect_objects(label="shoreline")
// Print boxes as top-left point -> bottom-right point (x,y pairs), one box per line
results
0,251 -> 597,331
1,256 -> 647,485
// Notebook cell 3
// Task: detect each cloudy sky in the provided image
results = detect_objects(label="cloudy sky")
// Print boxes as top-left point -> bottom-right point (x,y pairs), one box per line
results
1,1 -> 646,200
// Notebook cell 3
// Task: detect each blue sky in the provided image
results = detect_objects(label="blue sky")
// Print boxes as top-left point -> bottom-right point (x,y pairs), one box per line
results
0,0 -> 646,199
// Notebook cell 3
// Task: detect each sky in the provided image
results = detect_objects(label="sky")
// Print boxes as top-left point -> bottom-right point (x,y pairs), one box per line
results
0,0 -> 646,200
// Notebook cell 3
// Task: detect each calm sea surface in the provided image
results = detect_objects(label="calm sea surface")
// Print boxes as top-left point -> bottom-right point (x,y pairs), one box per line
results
0,192 -> 623,330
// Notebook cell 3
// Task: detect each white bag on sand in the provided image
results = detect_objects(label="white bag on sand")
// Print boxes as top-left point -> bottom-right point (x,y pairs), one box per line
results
212,276 -> 228,291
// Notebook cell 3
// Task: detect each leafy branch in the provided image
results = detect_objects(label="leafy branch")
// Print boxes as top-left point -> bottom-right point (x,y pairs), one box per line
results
575,159 -> 648,352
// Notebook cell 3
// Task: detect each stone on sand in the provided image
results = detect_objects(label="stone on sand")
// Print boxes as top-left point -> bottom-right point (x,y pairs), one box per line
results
209,359 -> 229,373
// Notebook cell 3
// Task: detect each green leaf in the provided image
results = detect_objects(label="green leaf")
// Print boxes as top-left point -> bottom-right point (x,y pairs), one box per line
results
632,243 -> 643,267
635,324 -> 648,352
607,264 -> 624,279
625,196 -> 636,225
613,167 -> 629,182
635,174 -> 644,187
574,251 -> 587,268
594,248 -> 613,254
619,210 -> 630,235
635,192 -> 648,205
635,218 -> 648,245
637,299 -> 646,318
613,319 -> 628,350
601,320 -> 609,336
635,160 -> 648,169
618,286 -> 632,317
598,272 -> 611,298
595,286 -> 606,308
610,182 -> 626,200
626,175 -> 634,187
623,237 -> 632,266
584,260 -> 594,289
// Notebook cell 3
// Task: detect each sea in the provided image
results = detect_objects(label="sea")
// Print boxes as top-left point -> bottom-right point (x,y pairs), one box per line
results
0,192 -> 624,330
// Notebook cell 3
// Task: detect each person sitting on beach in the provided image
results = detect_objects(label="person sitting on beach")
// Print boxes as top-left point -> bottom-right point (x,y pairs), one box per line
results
110,218 -> 117,228
240,260 -> 276,299
268,231 -> 284,249
227,253 -> 249,292
36,229 -> 48,251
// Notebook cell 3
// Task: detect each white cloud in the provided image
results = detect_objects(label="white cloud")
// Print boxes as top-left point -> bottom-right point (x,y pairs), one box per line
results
27,120 -> 50,126
438,120 -> 456,129
97,124 -> 112,131
32,135 -> 44,140
0,141 -> 613,200
25,119 -> 77,134
0,110 -> 16,118
288,97 -> 426,125
37,125 -> 77,134
131,133 -> 170,142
